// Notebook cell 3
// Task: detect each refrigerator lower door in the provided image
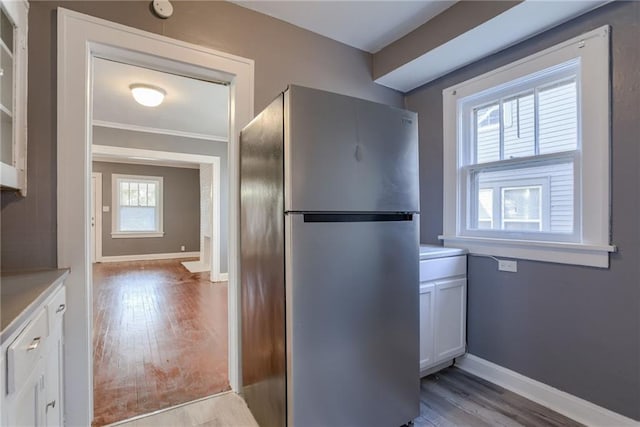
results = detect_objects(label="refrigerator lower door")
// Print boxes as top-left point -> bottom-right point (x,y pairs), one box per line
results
286,213 -> 420,427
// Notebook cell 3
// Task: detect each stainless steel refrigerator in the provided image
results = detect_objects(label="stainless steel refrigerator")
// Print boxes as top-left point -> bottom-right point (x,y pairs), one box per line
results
240,85 -> 420,427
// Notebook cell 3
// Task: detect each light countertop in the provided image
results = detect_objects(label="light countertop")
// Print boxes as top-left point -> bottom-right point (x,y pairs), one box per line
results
1,268 -> 69,345
420,244 -> 467,260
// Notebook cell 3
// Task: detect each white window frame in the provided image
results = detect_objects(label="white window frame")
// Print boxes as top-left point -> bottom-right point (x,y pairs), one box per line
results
111,173 -> 164,238
441,25 -> 615,268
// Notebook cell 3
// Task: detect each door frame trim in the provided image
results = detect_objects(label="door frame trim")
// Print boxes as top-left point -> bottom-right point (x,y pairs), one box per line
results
91,172 -> 103,262
92,145 -> 223,280
57,8 -> 254,425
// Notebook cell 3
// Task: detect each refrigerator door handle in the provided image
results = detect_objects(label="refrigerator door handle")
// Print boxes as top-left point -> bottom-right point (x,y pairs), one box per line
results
302,213 -> 413,223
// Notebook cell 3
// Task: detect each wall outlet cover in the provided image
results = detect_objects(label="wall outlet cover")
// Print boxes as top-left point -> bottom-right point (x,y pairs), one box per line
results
102,206 -> 110,212
498,259 -> 518,272
180,245 -> 186,252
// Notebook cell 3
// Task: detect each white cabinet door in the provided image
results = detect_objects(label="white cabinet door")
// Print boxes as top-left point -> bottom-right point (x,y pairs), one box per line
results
434,278 -> 466,363
419,283 -> 435,370
6,362 -> 45,426
45,326 -> 63,426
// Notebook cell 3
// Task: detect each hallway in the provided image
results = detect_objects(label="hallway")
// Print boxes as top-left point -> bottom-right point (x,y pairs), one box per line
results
92,259 -> 229,426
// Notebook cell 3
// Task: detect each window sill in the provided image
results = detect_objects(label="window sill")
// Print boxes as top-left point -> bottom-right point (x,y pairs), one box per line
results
111,232 -> 164,239
438,235 -> 616,268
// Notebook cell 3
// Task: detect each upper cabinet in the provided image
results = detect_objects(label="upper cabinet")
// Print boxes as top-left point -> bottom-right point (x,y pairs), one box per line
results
0,0 -> 27,195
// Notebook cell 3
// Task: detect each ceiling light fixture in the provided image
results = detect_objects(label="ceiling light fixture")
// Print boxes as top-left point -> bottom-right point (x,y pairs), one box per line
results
129,84 -> 166,107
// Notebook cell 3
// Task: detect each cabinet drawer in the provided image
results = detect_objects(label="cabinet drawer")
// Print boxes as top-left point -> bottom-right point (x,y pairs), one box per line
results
420,255 -> 466,282
47,285 -> 66,330
7,308 -> 48,394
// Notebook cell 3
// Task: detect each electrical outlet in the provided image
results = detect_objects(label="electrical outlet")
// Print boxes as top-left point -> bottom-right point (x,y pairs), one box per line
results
180,245 -> 186,252
102,206 -> 110,212
498,259 -> 517,272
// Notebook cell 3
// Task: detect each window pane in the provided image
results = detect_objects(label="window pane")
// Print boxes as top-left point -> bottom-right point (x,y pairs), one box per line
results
477,188 -> 493,229
503,187 -> 541,220
1,43 -> 13,112
538,80 -> 577,154
504,221 -> 541,231
1,9 -> 13,53
147,183 -> 156,206
129,182 -> 139,206
139,183 -> 148,206
472,160 -> 574,234
119,206 -> 156,231
119,182 -> 129,206
475,103 -> 500,163
1,109 -> 12,164
503,93 -> 535,159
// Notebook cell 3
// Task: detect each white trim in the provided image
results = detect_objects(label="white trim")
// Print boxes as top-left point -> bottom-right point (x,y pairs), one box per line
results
99,251 -> 200,263
217,273 -> 229,282
93,119 -> 228,143
111,173 -> 164,236
93,145 -> 221,276
456,354 -> 639,427
57,8 -> 252,425
91,172 -> 103,263
93,155 -> 200,169
440,235 -> 615,268
93,144 -> 218,164
111,232 -> 164,238
442,26 -> 611,268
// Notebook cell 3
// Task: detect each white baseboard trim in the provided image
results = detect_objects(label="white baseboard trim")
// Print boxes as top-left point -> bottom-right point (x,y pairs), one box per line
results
98,252 -> 200,263
215,273 -> 228,282
456,354 -> 639,427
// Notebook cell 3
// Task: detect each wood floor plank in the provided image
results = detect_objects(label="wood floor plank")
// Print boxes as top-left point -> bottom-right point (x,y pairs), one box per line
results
419,367 -> 583,427
92,259 -> 230,426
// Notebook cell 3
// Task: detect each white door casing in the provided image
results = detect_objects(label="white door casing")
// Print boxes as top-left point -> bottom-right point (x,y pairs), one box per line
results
57,8 -> 253,425
91,172 -> 102,263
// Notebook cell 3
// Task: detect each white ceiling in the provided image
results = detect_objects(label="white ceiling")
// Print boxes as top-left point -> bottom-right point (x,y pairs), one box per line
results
92,58 -> 229,141
231,1 -> 456,53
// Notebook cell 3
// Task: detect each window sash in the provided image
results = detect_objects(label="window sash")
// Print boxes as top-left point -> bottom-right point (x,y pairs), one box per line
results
112,174 -> 163,235
460,152 -> 579,242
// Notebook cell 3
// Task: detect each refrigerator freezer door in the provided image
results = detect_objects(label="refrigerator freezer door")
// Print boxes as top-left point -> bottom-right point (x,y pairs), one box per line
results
240,95 -> 286,427
286,213 -> 420,427
285,85 -> 419,213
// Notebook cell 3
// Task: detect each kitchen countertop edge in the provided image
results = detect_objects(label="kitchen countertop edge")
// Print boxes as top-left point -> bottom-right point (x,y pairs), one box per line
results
1,269 -> 70,345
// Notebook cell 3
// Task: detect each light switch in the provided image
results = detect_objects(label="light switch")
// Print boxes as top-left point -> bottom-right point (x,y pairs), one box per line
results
103,206 -> 110,212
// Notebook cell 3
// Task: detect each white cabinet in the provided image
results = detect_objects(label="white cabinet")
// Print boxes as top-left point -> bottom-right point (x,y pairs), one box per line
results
2,284 -> 66,426
419,254 -> 467,376
45,287 -> 66,426
0,0 -> 28,194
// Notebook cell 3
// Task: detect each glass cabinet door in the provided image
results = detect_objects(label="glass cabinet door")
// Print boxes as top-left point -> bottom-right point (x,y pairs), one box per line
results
0,6 -> 14,167
0,0 -> 27,194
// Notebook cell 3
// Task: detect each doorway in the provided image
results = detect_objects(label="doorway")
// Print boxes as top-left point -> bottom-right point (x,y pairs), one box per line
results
57,9 -> 253,426
89,57 -> 230,425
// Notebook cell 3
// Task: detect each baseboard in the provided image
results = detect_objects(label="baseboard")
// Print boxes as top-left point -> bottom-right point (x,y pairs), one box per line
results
98,252 -> 200,263
455,354 -> 638,427
213,272 -> 228,282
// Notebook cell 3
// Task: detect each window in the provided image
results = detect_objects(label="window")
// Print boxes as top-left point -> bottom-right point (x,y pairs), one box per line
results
112,174 -> 163,238
442,26 -> 615,268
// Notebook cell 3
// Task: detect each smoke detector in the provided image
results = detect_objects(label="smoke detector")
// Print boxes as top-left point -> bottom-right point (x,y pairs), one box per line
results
152,0 -> 173,19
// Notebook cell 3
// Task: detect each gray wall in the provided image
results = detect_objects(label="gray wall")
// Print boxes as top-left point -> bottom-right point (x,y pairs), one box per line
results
405,2 -> 640,420
0,0 -> 402,271
93,161 -> 200,257
93,126 -> 229,272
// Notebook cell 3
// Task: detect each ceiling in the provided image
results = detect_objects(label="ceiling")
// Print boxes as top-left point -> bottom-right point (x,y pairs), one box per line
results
231,1 -> 456,53
92,58 -> 229,141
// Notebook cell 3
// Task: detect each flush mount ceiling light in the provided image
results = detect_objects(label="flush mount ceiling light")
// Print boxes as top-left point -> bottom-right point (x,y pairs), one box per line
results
129,84 -> 166,107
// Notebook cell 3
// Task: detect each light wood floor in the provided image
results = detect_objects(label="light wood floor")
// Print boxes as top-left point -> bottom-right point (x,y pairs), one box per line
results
92,259 -> 230,426
108,366 -> 581,427
416,367 -> 583,427
106,392 -> 258,427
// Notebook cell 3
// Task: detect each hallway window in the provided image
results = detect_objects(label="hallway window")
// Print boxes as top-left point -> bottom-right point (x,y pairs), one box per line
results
112,174 -> 164,238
